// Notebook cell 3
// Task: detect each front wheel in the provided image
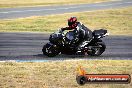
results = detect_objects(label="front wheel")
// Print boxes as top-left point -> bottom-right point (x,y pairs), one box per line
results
42,43 -> 60,57
88,42 -> 106,56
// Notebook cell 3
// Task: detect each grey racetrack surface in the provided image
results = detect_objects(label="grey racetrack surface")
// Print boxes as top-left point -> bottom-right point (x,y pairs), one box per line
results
0,0 -> 132,19
0,32 -> 132,61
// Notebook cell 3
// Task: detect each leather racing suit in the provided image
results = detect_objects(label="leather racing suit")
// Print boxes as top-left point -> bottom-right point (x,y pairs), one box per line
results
60,22 -> 93,54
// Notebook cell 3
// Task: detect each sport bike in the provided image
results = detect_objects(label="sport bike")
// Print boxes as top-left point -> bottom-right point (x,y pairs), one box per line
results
42,29 -> 109,57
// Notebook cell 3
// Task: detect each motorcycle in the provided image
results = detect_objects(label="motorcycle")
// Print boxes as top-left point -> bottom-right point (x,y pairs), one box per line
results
42,29 -> 109,57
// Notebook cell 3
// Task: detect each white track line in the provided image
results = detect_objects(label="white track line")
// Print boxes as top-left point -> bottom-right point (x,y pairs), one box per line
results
0,1 -> 132,14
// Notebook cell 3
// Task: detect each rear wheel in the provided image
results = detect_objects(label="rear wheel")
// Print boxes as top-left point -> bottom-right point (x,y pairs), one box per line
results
42,43 -> 60,57
88,42 -> 106,56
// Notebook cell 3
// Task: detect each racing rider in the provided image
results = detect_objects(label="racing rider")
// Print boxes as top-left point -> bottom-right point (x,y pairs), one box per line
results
59,17 -> 93,54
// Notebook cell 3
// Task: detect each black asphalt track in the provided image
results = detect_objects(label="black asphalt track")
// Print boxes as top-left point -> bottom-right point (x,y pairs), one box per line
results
0,32 -> 132,61
0,0 -> 132,19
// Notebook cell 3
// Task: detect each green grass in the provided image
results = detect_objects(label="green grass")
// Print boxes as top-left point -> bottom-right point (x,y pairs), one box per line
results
0,7 -> 132,35
0,0 -> 109,8
0,60 -> 132,88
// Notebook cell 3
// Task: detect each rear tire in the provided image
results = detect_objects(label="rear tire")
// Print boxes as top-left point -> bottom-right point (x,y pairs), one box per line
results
42,43 -> 60,57
88,42 -> 106,56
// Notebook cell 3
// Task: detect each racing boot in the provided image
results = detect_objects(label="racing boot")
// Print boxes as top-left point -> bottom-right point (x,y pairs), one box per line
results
76,40 -> 92,55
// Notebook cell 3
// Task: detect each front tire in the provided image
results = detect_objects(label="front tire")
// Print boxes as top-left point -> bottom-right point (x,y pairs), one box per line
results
42,43 -> 60,57
88,42 -> 106,56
